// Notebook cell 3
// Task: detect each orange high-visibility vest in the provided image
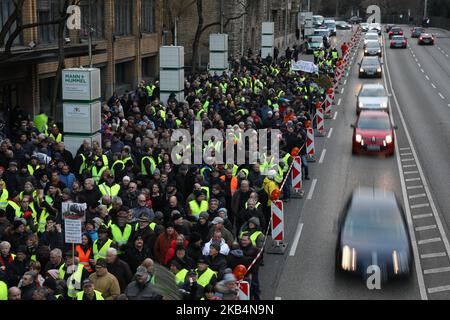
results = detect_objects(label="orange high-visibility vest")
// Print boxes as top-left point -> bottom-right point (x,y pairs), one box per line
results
220,175 -> 238,196
75,245 -> 93,273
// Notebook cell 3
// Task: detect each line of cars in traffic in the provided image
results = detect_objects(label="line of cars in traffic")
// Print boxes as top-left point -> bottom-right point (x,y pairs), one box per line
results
336,22 -> 413,283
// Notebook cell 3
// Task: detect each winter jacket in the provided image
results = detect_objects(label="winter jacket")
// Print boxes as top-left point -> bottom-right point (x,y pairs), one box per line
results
153,231 -> 179,265
125,278 -> 160,300
107,258 -> 133,293
89,271 -> 121,300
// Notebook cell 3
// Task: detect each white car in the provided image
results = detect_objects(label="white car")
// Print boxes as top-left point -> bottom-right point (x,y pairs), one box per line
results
369,23 -> 382,35
364,33 -> 380,47
324,19 -> 337,36
356,83 -> 389,114
360,23 -> 369,32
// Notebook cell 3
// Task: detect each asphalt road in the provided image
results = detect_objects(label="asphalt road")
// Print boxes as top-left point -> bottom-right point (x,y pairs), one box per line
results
260,26 -> 450,300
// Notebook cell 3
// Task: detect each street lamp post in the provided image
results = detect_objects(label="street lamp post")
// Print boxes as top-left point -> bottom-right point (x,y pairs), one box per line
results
88,0 -> 92,68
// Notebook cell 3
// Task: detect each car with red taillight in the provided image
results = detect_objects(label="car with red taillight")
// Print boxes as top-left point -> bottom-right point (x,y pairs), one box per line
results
390,35 -> 407,48
388,27 -> 403,39
351,111 -> 396,156
418,33 -> 434,45
411,27 -> 425,38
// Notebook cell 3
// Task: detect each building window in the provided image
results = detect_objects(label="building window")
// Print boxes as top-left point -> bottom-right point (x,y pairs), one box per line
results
141,0 -> 155,33
37,0 -> 64,44
115,0 -> 133,35
0,0 -> 22,46
79,0 -> 105,39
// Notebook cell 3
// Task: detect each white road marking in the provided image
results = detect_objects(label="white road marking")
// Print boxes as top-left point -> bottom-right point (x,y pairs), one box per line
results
401,152 -> 413,156
448,104 -> 450,108
400,147 -> 411,150
418,238 -> 441,245
406,178 -> 421,182
289,223 -> 304,257
428,285 -> 450,294
341,87 -> 345,94
420,69 -> 425,73
425,75 -> 430,81
401,158 -> 415,162
411,203 -> 430,209
404,171 -> 419,174
327,128 -> 333,139
306,179 -> 317,200
319,149 -> 327,164
438,93 -> 445,99
344,79 -> 347,85
407,185 -> 423,190
418,63 -> 421,67
421,252 -> 447,259
431,83 -> 436,89
275,296 -> 282,300
415,225 -> 437,231
337,98 -> 342,106
413,213 -> 433,219
446,54 -> 449,58
409,193 -> 426,199
423,267 -> 450,274
333,111 -> 338,120
403,164 -> 417,168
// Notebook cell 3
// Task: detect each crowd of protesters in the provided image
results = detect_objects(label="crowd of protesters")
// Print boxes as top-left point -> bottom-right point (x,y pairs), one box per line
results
0,43 -> 342,301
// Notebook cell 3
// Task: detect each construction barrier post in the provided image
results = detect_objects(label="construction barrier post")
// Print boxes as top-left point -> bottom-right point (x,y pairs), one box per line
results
291,156 -> 303,198
306,127 -> 316,162
238,281 -> 250,300
267,200 -> 288,255
315,107 -> 326,137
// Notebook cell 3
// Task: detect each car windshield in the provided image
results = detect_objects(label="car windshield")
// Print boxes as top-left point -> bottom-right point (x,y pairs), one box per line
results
343,201 -> 408,243
358,116 -> 390,130
414,28 -> 423,32
366,34 -> 378,40
314,30 -> 328,36
326,22 -> 336,28
309,36 -> 322,43
361,59 -> 379,66
392,28 -> 401,32
360,87 -> 385,97
366,41 -> 380,48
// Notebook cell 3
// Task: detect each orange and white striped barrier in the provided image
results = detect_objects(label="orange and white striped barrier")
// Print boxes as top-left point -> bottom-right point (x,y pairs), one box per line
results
306,127 -> 316,162
315,107 -> 325,136
267,200 -> 287,254
325,94 -> 333,119
238,281 -> 250,300
291,156 -> 302,192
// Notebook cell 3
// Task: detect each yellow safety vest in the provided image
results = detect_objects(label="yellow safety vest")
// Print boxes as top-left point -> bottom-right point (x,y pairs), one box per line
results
49,133 -> 62,143
110,224 -> 132,253
239,230 -> 263,247
94,154 -> 109,168
91,166 -> 108,184
0,280 -> 7,301
244,201 -> 261,209
93,239 -> 113,261
79,154 -> 87,175
0,189 -> 8,210
76,290 -> 104,300
123,156 -> 133,167
196,268 -> 217,287
282,154 -> 291,173
7,200 -> 22,218
188,200 -> 208,217
111,160 -> 125,176
175,269 -> 189,284
140,156 -> 156,176
59,263 -> 84,298
135,222 -> 156,232
27,164 -> 39,176
99,183 -> 121,197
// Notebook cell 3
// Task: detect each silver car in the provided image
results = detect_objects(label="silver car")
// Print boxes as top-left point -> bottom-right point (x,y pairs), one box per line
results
356,84 -> 389,114
363,33 -> 380,47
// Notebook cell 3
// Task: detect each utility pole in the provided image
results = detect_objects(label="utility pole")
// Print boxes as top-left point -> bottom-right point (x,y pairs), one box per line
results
335,0 -> 339,18
423,0 -> 428,20
220,0 -> 224,33
88,0 -> 92,68
284,0 -> 289,48
174,17 -> 178,46
308,0 -> 311,12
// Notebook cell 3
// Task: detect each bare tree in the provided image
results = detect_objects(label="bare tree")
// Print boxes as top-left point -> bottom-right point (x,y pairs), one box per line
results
191,0 -> 249,73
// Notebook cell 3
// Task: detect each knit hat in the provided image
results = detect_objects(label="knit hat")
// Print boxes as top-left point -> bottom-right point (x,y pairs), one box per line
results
212,217 -> 224,225
199,212 -> 209,220
248,217 -> 260,227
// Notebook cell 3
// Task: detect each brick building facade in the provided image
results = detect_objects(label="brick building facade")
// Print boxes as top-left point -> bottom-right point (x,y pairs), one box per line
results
170,0 -> 302,69
0,0 -> 163,120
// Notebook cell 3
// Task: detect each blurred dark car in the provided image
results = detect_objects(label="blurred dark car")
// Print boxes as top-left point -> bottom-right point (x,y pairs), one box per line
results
358,56 -> 382,78
349,16 -> 363,24
418,33 -> 434,45
388,27 -> 403,39
385,24 -> 394,33
390,35 -> 407,48
411,27 -> 425,38
335,188 -> 412,282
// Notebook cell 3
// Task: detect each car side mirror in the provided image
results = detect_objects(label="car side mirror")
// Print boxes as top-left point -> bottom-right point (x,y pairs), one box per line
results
350,124 -> 355,129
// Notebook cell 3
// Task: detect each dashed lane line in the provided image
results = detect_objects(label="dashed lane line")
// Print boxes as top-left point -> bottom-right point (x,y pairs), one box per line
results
306,179 -> 317,200
413,213 -> 434,220
319,149 -> 327,164
425,75 -> 430,81
333,111 -> 338,120
418,238 -> 442,245
421,252 -> 447,259
431,83 -> 437,89
327,128 -> 333,139
423,267 -> 450,275
409,193 -> 427,199
411,203 -> 430,209
438,93 -> 445,100
337,98 -> 342,106
415,225 -> 437,231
